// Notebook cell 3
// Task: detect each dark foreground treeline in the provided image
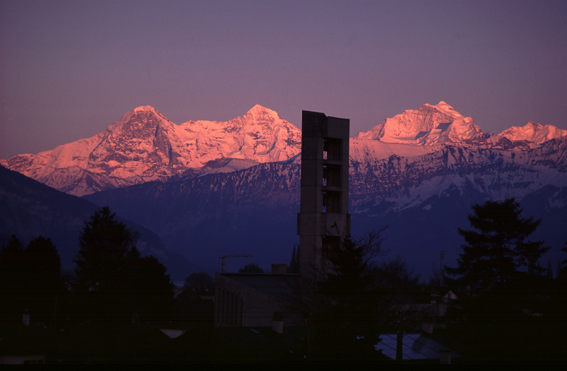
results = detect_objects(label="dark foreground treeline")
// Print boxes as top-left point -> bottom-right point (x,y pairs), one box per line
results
438,199 -> 567,364
292,199 -> 567,365
0,207 -> 216,364
1,200 -> 567,365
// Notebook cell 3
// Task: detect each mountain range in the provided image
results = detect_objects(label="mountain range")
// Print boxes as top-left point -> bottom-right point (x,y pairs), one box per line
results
83,137 -> 567,275
2,101 -> 567,276
3,102 -> 566,197
1,104 -> 301,196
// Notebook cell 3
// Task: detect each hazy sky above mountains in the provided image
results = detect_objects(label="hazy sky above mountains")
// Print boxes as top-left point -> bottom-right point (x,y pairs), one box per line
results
1,0 -> 566,158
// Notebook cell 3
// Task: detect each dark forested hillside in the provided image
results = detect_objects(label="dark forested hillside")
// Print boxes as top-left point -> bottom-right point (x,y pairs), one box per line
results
0,165 -> 193,279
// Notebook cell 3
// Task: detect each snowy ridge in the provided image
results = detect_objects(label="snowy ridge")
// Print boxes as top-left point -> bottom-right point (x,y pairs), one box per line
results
349,138 -> 437,162
349,138 -> 567,212
128,135 -> 567,212
491,122 -> 567,147
1,105 -> 301,196
356,101 -> 486,146
2,101 -> 566,196
174,104 -> 300,166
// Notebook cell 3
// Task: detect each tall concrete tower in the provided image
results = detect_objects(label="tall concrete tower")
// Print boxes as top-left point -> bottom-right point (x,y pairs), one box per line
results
297,110 -> 350,279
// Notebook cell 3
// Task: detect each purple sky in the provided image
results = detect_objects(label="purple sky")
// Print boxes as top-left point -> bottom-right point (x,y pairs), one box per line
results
1,0 -> 566,158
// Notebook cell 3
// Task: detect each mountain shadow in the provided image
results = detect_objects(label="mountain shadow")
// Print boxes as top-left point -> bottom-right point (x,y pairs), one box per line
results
0,165 -> 195,280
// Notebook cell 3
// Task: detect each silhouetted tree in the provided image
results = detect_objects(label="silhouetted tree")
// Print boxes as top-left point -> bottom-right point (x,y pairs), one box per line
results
551,242 -> 567,314
175,272 -> 214,325
74,207 -> 173,324
440,199 -> 558,363
0,235 -> 26,323
553,242 -> 567,323
25,237 -> 63,324
288,245 -> 299,273
371,257 -> 427,360
309,233 -> 386,362
0,236 -> 64,325
0,235 -> 25,273
560,241 -> 567,275
75,207 -> 135,292
183,272 -> 214,295
128,252 -> 174,323
238,263 -> 264,273
549,242 -> 567,310
373,257 -> 421,296
447,198 -> 548,295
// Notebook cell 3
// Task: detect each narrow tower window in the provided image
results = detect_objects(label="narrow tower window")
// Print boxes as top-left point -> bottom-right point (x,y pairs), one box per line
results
323,138 -> 342,161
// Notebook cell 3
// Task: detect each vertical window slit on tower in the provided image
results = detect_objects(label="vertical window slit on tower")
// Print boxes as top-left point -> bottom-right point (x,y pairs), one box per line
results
322,190 -> 341,213
323,138 -> 342,161
323,164 -> 341,187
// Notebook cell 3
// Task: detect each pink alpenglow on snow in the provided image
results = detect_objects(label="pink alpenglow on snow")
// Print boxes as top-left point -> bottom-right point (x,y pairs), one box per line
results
356,101 -> 485,146
491,122 -> 567,146
0,105 -> 301,196
2,101 -> 565,197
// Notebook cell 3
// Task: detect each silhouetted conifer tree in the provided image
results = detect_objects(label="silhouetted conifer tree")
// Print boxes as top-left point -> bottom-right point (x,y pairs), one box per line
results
0,236 -> 63,325
183,272 -> 214,295
414,200 -> 567,364
288,245 -> 299,273
25,237 -> 63,324
74,207 -> 173,324
0,235 -> 26,323
561,241 -> 567,275
175,272 -> 214,325
309,233 -> 386,362
447,198 -> 548,295
443,199 -> 554,362
126,251 -> 174,323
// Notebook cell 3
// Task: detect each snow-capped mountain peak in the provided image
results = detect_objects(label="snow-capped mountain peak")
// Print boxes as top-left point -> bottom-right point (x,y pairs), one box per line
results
233,104 -> 288,130
425,100 -> 461,117
132,105 -> 159,113
246,104 -> 280,117
2,102 -> 562,197
119,104 -> 168,122
174,105 -> 301,169
1,105 -> 301,195
357,101 -> 485,146
235,104 -> 286,128
492,121 -> 567,146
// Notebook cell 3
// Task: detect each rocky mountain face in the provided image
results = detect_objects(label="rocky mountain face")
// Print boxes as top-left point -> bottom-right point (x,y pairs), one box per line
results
1,105 -> 301,196
4,101 -> 566,197
356,101 -> 487,145
490,121 -> 567,148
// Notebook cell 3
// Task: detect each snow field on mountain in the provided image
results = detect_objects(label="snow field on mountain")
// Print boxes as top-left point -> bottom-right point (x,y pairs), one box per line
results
2,101 -> 565,197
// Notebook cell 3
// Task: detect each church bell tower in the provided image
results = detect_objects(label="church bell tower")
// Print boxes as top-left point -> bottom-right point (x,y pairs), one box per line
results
297,110 -> 350,279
